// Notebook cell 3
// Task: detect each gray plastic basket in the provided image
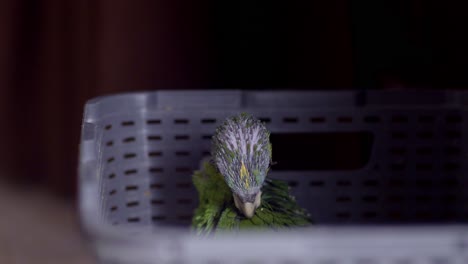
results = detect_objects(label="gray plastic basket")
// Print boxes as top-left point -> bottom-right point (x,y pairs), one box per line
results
79,90 -> 468,264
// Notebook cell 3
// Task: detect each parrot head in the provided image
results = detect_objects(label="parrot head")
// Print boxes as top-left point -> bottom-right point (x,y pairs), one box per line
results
212,113 -> 272,218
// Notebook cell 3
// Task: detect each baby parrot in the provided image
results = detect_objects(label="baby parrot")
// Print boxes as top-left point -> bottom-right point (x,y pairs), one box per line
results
191,113 -> 312,234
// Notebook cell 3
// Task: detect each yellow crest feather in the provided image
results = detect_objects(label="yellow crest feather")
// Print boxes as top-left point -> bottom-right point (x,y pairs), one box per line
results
240,161 -> 250,188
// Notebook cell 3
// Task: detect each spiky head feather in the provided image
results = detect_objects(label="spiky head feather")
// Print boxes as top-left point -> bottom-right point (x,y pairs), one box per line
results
211,113 -> 272,202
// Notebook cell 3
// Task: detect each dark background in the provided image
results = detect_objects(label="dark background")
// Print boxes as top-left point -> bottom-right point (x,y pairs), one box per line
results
1,0 -> 468,199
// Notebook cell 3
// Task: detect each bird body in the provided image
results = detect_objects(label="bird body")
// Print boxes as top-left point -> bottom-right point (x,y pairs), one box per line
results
191,113 -> 312,234
192,161 -> 311,234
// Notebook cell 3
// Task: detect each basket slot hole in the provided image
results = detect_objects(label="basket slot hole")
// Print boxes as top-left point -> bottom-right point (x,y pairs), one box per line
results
174,135 -> 190,140
126,201 -> 139,207
391,115 -> 408,123
147,119 -> 161,125
337,116 -> 353,123
201,134 -> 212,140
125,185 -> 138,191
364,115 -> 381,123
441,178 -> 458,187
362,211 -> 378,219
388,211 -> 404,221
177,198 -> 192,204
124,169 -> 138,175
416,163 -> 433,171
123,153 -> 137,159
415,195 -> 432,202
336,196 -> 351,203
418,115 -> 435,123
201,118 -> 216,124
127,217 -> 140,223
362,196 -> 378,202
201,150 -> 211,156
123,137 -> 136,143
445,146 -> 461,155
149,167 -> 164,173
391,131 -> 407,139
177,215 -> 192,221
104,124 -> 112,130
389,147 -> 406,155
148,135 -> 162,141
151,199 -> 165,205
175,167 -> 191,173
107,157 -> 115,163
288,181 -> 298,187
416,147 -> 433,155
109,189 -> 117,195
310,117 -> 326,123
388,179 -> 405,187
150,183 -> 165,189
106,140 -> 113,146
283,117 -> 298,123
176,182 -> 192,188
108,173 -> 116,179
442,212 -> 457,220
336,212 -> 351,219
363,179 -> 379,187
175,151 -> 190,156
417,131 -> 433,139
444,162 -> 460,171
309,180 -> 325,187
110,206 -> 118,212
388,195 -> 405,203
414,211 -> 432,219
149,151 -> 163,157
337,180 -> 352,187
441,195 -> 457,203
121,121 -> 135,126
390,163 -> 406,171
415,179 -> 432,187
259,117 -> 271,123
446,115 -> 462,124
446,130 -> 461,139
174,119 -> 189,124
392,178 -> 408,188
152,215 -> 167,221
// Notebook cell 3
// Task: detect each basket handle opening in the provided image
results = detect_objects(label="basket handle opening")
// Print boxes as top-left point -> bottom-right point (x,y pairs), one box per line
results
270,131 -> 374,171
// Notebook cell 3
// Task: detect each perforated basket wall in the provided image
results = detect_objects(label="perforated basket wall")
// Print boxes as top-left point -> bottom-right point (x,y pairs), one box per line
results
79,90 -> 468,264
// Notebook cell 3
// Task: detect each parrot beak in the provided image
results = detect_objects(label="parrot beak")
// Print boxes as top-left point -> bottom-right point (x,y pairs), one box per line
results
233,191 -> 262,218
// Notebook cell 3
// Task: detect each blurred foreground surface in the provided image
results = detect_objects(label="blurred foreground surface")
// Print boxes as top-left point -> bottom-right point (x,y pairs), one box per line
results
0,178 -> 95,263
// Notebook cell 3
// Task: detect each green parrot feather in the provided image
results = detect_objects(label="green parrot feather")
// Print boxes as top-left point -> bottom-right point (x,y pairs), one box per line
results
191,161 -> 312,235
